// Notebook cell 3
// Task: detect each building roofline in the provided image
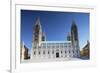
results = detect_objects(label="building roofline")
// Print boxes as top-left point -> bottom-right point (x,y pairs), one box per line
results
41,41 -> 71,43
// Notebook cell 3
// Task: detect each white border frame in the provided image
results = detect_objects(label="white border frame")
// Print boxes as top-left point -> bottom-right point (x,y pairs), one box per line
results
11,1 -> 96,73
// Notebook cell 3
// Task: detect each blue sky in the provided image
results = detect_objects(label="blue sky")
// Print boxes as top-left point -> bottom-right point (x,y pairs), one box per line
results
21,10 -> 89,51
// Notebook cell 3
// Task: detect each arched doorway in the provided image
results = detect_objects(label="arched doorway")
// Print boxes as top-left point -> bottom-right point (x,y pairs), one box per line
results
56,52 -> 59,58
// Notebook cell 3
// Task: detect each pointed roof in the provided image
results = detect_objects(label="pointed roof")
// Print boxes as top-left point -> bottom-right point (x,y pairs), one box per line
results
72,20 -> 76,26
35,17 -> 41,26
34,17 -> 42,32
71,20 -> 77,29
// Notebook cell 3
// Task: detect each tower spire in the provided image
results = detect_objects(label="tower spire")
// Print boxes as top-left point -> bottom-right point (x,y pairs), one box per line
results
34,17 -> 42,32
35,17 -> 40,25
71,20 -> 80,57
32,17 -> 42,47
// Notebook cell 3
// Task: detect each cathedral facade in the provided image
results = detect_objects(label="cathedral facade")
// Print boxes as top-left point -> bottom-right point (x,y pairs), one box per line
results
30,18 -> 80,61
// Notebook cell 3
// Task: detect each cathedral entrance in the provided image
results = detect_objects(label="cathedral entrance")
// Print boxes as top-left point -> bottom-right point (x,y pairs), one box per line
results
56,52 -> 59,58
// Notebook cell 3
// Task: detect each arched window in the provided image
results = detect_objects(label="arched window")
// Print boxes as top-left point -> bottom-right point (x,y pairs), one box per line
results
39,51 -> 40,55
61,51 -> 62,54
48,51 -> 49,54
43,50 -> 45,54
73,50 -> 74,53
65,51 -> 66,53
69,50 -> 70,53
34,51 -> 36,55
52,50 -> 54,54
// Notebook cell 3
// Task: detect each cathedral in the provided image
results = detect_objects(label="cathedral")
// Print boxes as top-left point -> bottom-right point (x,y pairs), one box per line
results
21,17 -> 80,62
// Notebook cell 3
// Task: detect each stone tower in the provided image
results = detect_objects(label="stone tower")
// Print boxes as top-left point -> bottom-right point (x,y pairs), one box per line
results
71,21 -> 80,57
32,17 -> 42,48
